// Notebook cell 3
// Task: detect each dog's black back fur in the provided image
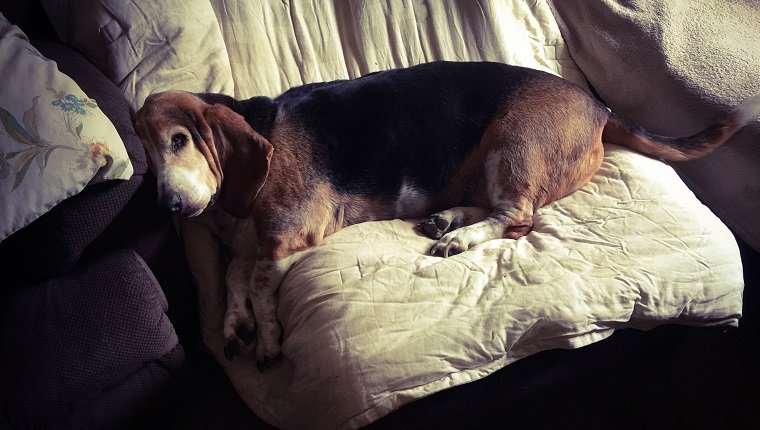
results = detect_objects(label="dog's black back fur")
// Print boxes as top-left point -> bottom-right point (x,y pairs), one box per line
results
240,61 -> 540,199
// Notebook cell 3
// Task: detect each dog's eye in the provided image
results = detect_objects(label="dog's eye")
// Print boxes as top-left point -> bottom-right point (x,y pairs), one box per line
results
170,133 -> 187,152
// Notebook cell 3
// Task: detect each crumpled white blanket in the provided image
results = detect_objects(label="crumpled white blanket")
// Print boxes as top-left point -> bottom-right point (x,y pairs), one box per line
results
189,145 -> 742,430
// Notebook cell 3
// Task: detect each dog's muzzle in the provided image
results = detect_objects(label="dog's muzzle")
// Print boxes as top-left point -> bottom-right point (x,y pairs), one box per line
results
159,191 -> 216,216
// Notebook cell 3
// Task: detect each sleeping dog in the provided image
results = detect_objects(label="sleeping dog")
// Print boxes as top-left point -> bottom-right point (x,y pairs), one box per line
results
134,61 -> 760,367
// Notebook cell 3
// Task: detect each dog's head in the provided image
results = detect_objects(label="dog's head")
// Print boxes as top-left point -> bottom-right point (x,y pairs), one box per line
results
134,90 -> 273,218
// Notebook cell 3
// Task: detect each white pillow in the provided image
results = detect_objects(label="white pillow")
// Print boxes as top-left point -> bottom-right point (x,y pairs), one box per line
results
0,13 -> 133,241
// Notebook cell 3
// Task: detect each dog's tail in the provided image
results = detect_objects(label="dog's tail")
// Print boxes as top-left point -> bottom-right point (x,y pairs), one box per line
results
601,94 -> 760,161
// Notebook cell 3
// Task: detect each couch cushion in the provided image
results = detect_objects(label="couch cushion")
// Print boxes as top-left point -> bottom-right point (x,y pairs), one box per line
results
0,250 -> 183,429
40,0 -> 234,109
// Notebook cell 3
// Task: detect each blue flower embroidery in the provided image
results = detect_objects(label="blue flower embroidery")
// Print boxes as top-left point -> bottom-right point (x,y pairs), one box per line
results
51,93 -> 88,115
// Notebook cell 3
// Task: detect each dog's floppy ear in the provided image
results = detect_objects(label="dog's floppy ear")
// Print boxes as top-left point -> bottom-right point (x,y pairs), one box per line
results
202,104 -> 274,218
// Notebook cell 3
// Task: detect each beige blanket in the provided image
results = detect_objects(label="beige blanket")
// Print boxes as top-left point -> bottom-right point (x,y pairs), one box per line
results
185,144 -> 742,429
550,0 -> 760,251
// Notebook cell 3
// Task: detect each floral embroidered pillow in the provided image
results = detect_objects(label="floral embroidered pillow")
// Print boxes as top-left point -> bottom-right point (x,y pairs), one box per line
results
0,14 -> 133,241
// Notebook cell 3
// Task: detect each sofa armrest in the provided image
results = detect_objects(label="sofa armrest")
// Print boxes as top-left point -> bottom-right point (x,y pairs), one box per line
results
0,249 -> 184,429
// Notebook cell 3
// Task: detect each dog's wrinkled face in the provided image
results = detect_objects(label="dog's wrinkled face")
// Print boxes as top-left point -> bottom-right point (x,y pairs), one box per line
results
135,91 -> 220,217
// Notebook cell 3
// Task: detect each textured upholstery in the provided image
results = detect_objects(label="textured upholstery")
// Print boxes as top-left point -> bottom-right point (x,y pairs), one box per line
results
0,9 -> 197,427
0,250 -> 183,429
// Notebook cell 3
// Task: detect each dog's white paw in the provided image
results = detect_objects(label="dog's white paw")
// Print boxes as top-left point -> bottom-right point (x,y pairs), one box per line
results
431,230 -> 473,257
255,320 -> 283,371
223,307 -> 256,361
430,223 -> 495,257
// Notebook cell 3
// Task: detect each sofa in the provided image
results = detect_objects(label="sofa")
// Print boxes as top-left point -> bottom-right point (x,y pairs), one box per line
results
1,1 -> 758,429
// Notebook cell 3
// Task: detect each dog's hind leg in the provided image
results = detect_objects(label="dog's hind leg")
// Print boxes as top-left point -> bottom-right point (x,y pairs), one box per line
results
425,132 -> 540,256
428,197 -> 534,257
427,83 -> 607,257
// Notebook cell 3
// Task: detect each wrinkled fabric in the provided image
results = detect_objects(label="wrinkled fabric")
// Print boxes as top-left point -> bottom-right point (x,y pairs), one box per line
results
209,0 -> 586,97
197,146 -> 742,430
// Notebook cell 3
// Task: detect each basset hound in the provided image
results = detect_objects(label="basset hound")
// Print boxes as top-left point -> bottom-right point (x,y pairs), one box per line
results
134,61 -> 760,367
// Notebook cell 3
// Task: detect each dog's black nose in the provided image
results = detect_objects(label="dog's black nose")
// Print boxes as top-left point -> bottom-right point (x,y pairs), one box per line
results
167,193 -> 183,214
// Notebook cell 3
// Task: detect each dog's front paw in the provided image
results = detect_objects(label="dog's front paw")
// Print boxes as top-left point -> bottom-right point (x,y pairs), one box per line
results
223,309 -> 257,361
224,332 -> 256,361
255,321 -> 283,370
